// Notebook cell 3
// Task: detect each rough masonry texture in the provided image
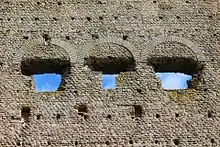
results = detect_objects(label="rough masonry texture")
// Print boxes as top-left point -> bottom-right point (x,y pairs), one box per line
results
0,0 -> 220,146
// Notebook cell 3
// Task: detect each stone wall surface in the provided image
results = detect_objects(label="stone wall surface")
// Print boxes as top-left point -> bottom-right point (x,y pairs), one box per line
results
0,0 -> 220,146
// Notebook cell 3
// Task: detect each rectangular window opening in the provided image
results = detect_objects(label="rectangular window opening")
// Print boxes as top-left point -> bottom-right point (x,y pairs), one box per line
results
102,74 -> 119,89
33,73 -> 62,92
21,54 -> 70,92
148,57 -> 203,90
156,72 -> 192,90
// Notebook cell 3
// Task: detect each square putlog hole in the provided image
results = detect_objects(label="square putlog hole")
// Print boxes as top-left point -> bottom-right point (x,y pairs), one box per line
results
21,106 -> 30,123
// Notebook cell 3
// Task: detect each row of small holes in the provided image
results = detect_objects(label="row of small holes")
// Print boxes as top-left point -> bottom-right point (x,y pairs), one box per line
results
0,16 -> 106,22
24,110 -> 214,120
22,34 -> 128,41
2,14 -> 214,23
155,112 -> 214,119
17,110 -> 214,124
31,0 -> 192,6
36,113 -> 88,120
107,113 -> 181,119
48,141 -> 78,145
36,1 -> 194,6
21,31 -> 217,42
154,0 -> 190,4
158,15 -> 213,20
104,138 -> 213,146
16,138 -> 215,146
36,2 -> 62,5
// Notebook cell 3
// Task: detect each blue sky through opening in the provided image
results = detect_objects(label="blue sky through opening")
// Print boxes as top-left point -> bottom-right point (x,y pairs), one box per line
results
102,74 -> 118,89
33,74 -> 62,92
156,72 -> 192,90
34,73 -> 192,91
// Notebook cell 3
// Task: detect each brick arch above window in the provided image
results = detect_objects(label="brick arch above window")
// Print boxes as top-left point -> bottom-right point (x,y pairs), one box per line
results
13,38 -> 77,64
140,35 -> 206,62
77,36 -> 139,63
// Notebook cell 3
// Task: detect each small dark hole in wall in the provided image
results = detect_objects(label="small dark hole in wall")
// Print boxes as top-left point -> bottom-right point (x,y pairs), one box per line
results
23,36 -> 29,40
99,16 -> 104,20
105,141 -> 110,145
21,18 -> 24,21
186,1 -> 190,3
21,106 -> 30,123
42,34 -> 51,41
84,115 -> 88,119
66,36 -> 70,40
56,114 -> 61,119
34,17 -> 39,21
78,105 -> 88,112
37,2 -> 40,5
53,17 -> 58,21
107,114 -> 112,119
36,114 -> 41,120
134,105 -> 143,117
75,141 -> 78,145
123,35 -> 128,40
137,88 -> 142,94
86,17 -> 91,21
48,141 -> 51,145
208,110 -> 213,118
211,139 -> 215,143
71,17 -> 75,20
114,16 -> 118,20
153,1 -> 157,3
58,2 -> 62,5
173,139 -> 180,145
97,1 -> 103,4
176,16 -> 181,19
155,140 -> 159,144
74,90 -> 78,95
129,140 -> 133,144
77,105 -> 88,116
156,114 -> 160,118
159,16 -> 163,19
17,142 -> 21,146
7,18 -> 11,21
175,113 -> 179,117
208,15 -> 213,19
92,34 -> 99,39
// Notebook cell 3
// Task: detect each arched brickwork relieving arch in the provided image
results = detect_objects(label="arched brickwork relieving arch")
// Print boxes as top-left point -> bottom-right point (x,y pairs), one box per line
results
76,37 -> 140,63
140,36 -> 206,62
13,38 -> 77,64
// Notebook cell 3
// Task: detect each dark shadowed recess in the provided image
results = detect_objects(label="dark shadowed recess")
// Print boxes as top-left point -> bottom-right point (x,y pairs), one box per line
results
147,57 -> 203,75
21,106 -> 30,123
21,57 -> 70,76
84,56 -> 136,74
